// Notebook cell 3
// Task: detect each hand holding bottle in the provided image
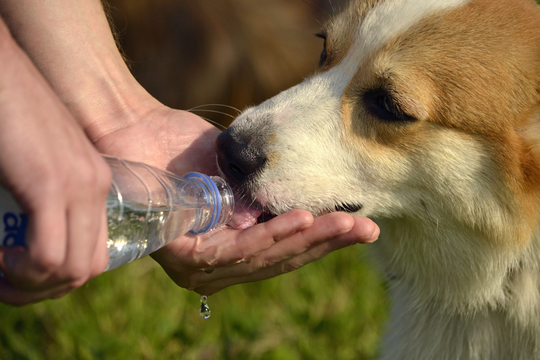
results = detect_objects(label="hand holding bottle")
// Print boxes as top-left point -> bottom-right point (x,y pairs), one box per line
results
0,20 -> 112,306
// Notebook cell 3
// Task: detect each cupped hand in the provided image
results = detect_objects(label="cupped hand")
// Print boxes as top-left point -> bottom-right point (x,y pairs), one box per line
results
153,210 -> 379,295
94,106 -> 380,295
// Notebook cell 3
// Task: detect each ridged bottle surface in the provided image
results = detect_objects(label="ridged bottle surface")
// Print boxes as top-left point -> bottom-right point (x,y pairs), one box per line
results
0,155 -> 235,271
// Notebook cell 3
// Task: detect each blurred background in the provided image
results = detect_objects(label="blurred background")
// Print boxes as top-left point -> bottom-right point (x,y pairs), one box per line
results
0,1 -> 388,359
105,0 -> 343,126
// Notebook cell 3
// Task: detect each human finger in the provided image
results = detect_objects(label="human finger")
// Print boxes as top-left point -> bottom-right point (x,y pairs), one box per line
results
61,156 -> 111,284
0,274 -> 84,306
0,154 -> 111,293
0,194 -> 68,290
191,215 -> 379,294
152,209 -> 315,273
192,212 -> 357,283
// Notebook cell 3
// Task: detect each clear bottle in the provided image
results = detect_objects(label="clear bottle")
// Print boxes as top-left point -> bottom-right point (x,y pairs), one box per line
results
0,155 -> 235,271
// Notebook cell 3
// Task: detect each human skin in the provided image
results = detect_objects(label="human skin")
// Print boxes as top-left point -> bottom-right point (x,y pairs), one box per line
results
0,1 -> 380,305
0,17 -> 111,305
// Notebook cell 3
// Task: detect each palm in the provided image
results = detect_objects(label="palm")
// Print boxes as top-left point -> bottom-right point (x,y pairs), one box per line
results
93,106 -> 222,176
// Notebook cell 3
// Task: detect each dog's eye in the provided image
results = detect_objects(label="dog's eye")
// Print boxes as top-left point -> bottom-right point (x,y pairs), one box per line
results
315,33 -> 328,67
364,89 -> 414,122
335,203 -> 363,213
319,49 -> 328,68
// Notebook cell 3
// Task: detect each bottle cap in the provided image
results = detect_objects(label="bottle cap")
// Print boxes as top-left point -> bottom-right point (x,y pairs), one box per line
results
185,172 -> 233,234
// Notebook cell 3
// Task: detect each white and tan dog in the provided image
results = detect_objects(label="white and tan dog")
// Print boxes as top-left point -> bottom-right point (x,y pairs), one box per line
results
216,0 -> 540,358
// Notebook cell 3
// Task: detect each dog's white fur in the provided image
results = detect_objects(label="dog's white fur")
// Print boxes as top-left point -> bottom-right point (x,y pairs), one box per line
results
219,0 -> 540,358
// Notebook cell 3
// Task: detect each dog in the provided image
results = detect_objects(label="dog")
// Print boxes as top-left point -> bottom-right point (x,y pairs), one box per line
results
215,0 -> 540,359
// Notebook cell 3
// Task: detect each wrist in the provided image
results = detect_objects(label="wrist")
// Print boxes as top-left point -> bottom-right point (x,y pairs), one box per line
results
0,0 -> 162,144
62,54 -> 161,144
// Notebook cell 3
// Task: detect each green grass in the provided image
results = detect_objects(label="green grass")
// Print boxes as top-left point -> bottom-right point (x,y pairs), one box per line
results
0,246 -> 387,360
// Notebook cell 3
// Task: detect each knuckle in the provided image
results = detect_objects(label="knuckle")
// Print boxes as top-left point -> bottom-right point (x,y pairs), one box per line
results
91,253 -> 110,277
173,270 -> 200,290
64,277 -> 88,292
190,245 -> 221,268
60,264 -> 92,286
69,157 -> 111,197
54,274 -> 89,294
38,173 -> 66,199
76,161 -> 100,188
186,274 -> 199,290
258,257 -> 278,270
51,287 -> 76,299
95,160 -> 112,194
236,247 -> 254,265
31,251 -> 64,274
279,260 -> 302,274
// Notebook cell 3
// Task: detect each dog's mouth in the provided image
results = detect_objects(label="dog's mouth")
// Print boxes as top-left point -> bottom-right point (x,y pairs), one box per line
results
229,197 -> 265,230
228,201 -> 278,229
221,166 -> 363,230
228,193 -> 363,230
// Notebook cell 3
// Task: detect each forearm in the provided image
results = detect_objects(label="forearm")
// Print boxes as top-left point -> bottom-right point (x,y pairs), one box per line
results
0,1 -> 157,142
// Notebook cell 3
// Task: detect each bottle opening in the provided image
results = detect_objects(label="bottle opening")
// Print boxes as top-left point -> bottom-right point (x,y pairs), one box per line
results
185,173 -> 234,234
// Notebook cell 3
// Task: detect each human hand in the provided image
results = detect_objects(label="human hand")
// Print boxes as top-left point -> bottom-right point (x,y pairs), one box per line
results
94,106 -> 379,295
152,210 -> 379,295
0,23 -> 111,306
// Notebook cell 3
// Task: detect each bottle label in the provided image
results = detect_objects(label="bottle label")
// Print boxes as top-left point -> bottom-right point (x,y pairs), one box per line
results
0,187 -> 27,247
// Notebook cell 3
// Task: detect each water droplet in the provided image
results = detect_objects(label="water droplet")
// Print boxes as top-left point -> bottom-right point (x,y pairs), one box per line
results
199,295 -> 211,319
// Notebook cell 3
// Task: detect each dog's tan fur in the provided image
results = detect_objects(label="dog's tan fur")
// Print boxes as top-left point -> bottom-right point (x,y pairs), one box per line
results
217,0 -> 540,358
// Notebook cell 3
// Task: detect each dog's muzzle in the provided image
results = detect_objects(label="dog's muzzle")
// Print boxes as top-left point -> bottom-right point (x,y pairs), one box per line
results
216,127 -> 268,185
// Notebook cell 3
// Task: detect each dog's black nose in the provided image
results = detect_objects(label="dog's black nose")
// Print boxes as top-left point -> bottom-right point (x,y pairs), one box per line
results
216,128 -> 267,183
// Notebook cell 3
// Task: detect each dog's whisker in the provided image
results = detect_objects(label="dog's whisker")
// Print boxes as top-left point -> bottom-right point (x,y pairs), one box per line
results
190,109 -> 238,120
301,0 -> 324,14
188,104 -> 242,115
248,196 -> 259,209
327,0 -> 336,14
191,115 -> 228,131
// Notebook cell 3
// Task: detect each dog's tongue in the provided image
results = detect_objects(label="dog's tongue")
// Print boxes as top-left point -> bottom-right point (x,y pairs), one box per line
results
229,200 -> 263,230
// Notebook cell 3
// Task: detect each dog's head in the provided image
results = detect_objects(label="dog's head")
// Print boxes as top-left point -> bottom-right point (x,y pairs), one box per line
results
217,0 -> 540,251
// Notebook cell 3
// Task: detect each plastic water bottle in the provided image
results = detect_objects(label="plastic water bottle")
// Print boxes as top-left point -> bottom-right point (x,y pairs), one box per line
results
0,155 -> 235,271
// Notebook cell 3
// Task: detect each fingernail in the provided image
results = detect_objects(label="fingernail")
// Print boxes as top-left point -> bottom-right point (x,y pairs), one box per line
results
365,227 -> 380,243
357,223 -> 380,244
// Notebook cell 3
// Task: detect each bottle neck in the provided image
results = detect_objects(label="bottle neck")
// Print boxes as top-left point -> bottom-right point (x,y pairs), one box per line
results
184,173 -> 234,234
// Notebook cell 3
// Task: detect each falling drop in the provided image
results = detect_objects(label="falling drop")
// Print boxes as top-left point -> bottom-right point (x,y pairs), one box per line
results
199,295 -> 211,319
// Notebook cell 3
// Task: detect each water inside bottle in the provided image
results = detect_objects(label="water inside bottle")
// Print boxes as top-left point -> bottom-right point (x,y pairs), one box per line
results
106,200 -> 198,270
